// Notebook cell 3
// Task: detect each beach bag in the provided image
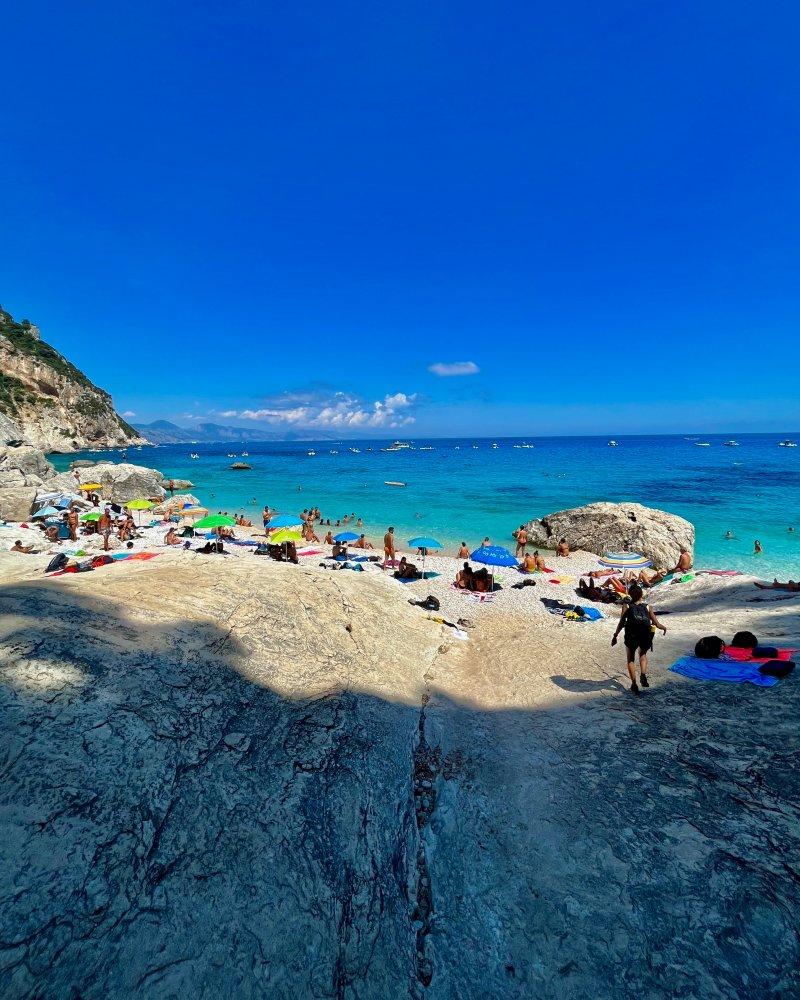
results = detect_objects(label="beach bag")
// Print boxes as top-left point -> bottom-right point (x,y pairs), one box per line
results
45,553 -> 68,573
758,659 -> 795,678
731,630 -> 758,648
419,595 -> 440,611
624,602 -> 651,641
695,636 -> 725,659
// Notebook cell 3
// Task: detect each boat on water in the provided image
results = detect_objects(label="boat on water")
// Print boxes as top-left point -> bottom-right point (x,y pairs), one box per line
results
385,481 -> 406,487
491,443 -> 499,449
307,450 -> 316,456
608,440 -> 618,447
724,440 -> 739,447
694,442 -> 711,447
454,445 -> 461,450
330,449 -> 339,455
241,451 -> 249,457
418,446 -> 434,451
779,440 -> 798,447
349,447 -> 360,454
189,453 -> 199,459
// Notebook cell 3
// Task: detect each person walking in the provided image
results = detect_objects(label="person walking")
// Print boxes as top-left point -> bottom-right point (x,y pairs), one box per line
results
611,584 -> 667,694
514,524 -> 528,558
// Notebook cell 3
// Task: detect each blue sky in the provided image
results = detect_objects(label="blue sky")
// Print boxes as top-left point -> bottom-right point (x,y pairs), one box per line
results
2,1 -> 798,436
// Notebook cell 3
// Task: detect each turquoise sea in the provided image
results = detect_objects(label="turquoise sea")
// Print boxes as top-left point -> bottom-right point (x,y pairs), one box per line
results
51,434 -> 800,577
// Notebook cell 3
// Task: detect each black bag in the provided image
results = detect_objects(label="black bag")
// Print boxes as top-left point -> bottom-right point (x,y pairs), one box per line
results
752,646 -> 779,659
758,659 -> 795,678
45,553 -> 68,573
731,630 -> 758,648
422,595 -> 440,611
695,636 -> 725,659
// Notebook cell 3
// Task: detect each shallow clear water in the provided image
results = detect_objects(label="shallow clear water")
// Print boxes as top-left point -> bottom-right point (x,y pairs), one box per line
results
51,434 -> 800,576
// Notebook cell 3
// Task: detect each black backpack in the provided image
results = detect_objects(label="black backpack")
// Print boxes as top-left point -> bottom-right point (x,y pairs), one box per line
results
695,636 -> 725,659
731,630 -> 758,648
45,553 -> 68,573
624,602 -> 651,634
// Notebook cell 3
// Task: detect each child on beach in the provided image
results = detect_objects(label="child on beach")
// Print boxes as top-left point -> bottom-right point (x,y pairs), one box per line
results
611,584 -> 667,695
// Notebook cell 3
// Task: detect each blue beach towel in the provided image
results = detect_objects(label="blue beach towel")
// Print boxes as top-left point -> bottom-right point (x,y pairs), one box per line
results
670,656 -> 777,686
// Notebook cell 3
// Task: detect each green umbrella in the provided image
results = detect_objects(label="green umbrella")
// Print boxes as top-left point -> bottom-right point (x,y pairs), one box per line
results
126,498 -> 155,526
80,512 -> 102,522
193,514 -> 237,530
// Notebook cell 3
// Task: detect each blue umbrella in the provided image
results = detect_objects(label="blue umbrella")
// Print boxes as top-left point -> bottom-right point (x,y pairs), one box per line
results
470,545 -> 518,590
333,531 -> 360,542
33,505 -> 60,518
267,513 -> 303,528
407,536 -> 442,578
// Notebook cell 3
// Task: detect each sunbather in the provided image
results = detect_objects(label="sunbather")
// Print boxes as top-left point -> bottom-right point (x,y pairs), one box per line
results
455,563 -> 473,589
164,526 -> 182,546
556,537 -> 570,557
754,579 -> 800,592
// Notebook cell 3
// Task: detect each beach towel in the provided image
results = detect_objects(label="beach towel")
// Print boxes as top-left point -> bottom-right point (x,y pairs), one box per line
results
540,598 -> 603,622
548,576 -> 574,585
697,569 -> 743,577
396,571 -> 440,582
724,646 -> 795,662
670,656 -> 777,686
297,547 -> 323,556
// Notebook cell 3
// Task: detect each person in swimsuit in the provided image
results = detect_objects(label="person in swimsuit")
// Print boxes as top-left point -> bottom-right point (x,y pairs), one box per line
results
754,579 -> 800,591
164,526 -> 182,546
383,527 -> 396,568
670,548 -> 693,573
457,542 -> 470,558
754,540 -> 763,554
455,563 -> 473,589
533,550 -> 547,571
67,508 -> 79,542
556,537 -> 569,557
324,530 -> 334,545
521,551 -> 537,573
514,525 -> 528,557
354,534 -> 374,549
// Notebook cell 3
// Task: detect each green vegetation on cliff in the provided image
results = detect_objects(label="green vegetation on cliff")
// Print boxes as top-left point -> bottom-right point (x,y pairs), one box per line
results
0,306 -> 97,391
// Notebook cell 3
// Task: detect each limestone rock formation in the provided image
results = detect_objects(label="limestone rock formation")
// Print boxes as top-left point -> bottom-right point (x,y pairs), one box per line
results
0,305 -> 147,452
0,442 -> 55,520
40,462 -> 167,503
524,501 -> 694,569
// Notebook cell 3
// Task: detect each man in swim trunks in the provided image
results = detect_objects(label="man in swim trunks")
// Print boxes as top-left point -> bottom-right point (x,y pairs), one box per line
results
514,525 -> 528,557
457,542 -> 470,558
670,547 -> 693,574
67,508 -> 79,542
383,527 -> 396,569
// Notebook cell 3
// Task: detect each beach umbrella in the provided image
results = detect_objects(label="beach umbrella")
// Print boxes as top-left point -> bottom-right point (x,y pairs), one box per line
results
407,535 -> 443,579
269,528 -> 302,544
333,531 -> 360,542
177,506 -> 208,520
32,506 -> 60,519
78,483 -> 103,492
267,513 -> 303,528
193,514 -> 236,530
598,552 -> 652,570
125,498 -> 154,526
80,512 -> 102,522
470,544 -> 518,591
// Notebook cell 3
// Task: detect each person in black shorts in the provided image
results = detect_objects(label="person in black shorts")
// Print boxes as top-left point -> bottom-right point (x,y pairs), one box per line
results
611,583 -> 667,694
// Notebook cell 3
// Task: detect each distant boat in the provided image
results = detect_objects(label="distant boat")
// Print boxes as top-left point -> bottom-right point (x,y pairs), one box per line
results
230,462 -> 252,470
608,440 -> 618,447
241,451 -> 249,456
307,450 -> 316,456
330,449 -> 339,455
189,453 -> 199,459
472,445 -> 479,449
491,443 -> 499,449
694,442 -> 711,447
349,447 -> 360,453
724,440 -> 739,447
454,445 -> 461,450
418,446 -> 434,451
385,481 -> 406,487
779,440 -> 797,448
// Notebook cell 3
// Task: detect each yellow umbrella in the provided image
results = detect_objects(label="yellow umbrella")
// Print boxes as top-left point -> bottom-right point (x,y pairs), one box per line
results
79,482 -> 103,492
177,506 -> 209,519
268,528 -> 302,544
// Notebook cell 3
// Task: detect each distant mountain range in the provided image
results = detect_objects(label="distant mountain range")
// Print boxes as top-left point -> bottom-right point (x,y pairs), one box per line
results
135,420 -> 333,444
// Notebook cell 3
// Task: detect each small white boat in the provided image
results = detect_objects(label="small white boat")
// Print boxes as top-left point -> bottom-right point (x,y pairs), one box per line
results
608,440 -> 618,447
385,481 -> 406,487
418,446 -> 434,451
307,450 -> 316,456
779,440 -> 797,447
329,449 -> 339,455
472,445 -> 478,449
724,440 -> 739,447
241,451 -> 249,456
694,442 -> 711,447
189,453 -> 199,459
454,445 -> 461,450
349,447 -> 360,454
491,443 -> 499,449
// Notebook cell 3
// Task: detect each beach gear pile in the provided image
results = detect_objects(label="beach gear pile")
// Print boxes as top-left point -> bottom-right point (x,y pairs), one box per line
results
670,630 -> 796,686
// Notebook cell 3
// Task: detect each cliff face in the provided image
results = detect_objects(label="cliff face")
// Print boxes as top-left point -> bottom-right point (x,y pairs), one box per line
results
0,306 -> 146,453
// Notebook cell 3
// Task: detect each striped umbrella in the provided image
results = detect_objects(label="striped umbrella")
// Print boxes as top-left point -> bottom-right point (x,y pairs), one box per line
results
598,552 -> 652,570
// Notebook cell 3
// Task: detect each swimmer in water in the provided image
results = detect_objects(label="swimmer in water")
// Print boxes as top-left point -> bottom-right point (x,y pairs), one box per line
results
724,530 -> 734,539
754,539 -> 763,554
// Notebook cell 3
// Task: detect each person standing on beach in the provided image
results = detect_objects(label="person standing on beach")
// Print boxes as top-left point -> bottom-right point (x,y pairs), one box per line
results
611,583 -> 667,695
514,525 -> 528,557
383,527 -> 396,568
66,508 -> 78,542
262,505 -> 270,530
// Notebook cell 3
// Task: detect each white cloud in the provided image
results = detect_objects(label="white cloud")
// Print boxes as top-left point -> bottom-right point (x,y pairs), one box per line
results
427,361 -> 479,377
222,391 -> 417,430
121,410 -> 136,417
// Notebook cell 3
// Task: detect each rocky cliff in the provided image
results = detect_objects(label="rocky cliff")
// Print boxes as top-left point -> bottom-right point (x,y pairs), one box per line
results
0,305 -> 146,453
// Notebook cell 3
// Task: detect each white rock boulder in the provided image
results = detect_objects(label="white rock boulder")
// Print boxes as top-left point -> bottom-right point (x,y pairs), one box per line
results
524,501 -> 694,570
